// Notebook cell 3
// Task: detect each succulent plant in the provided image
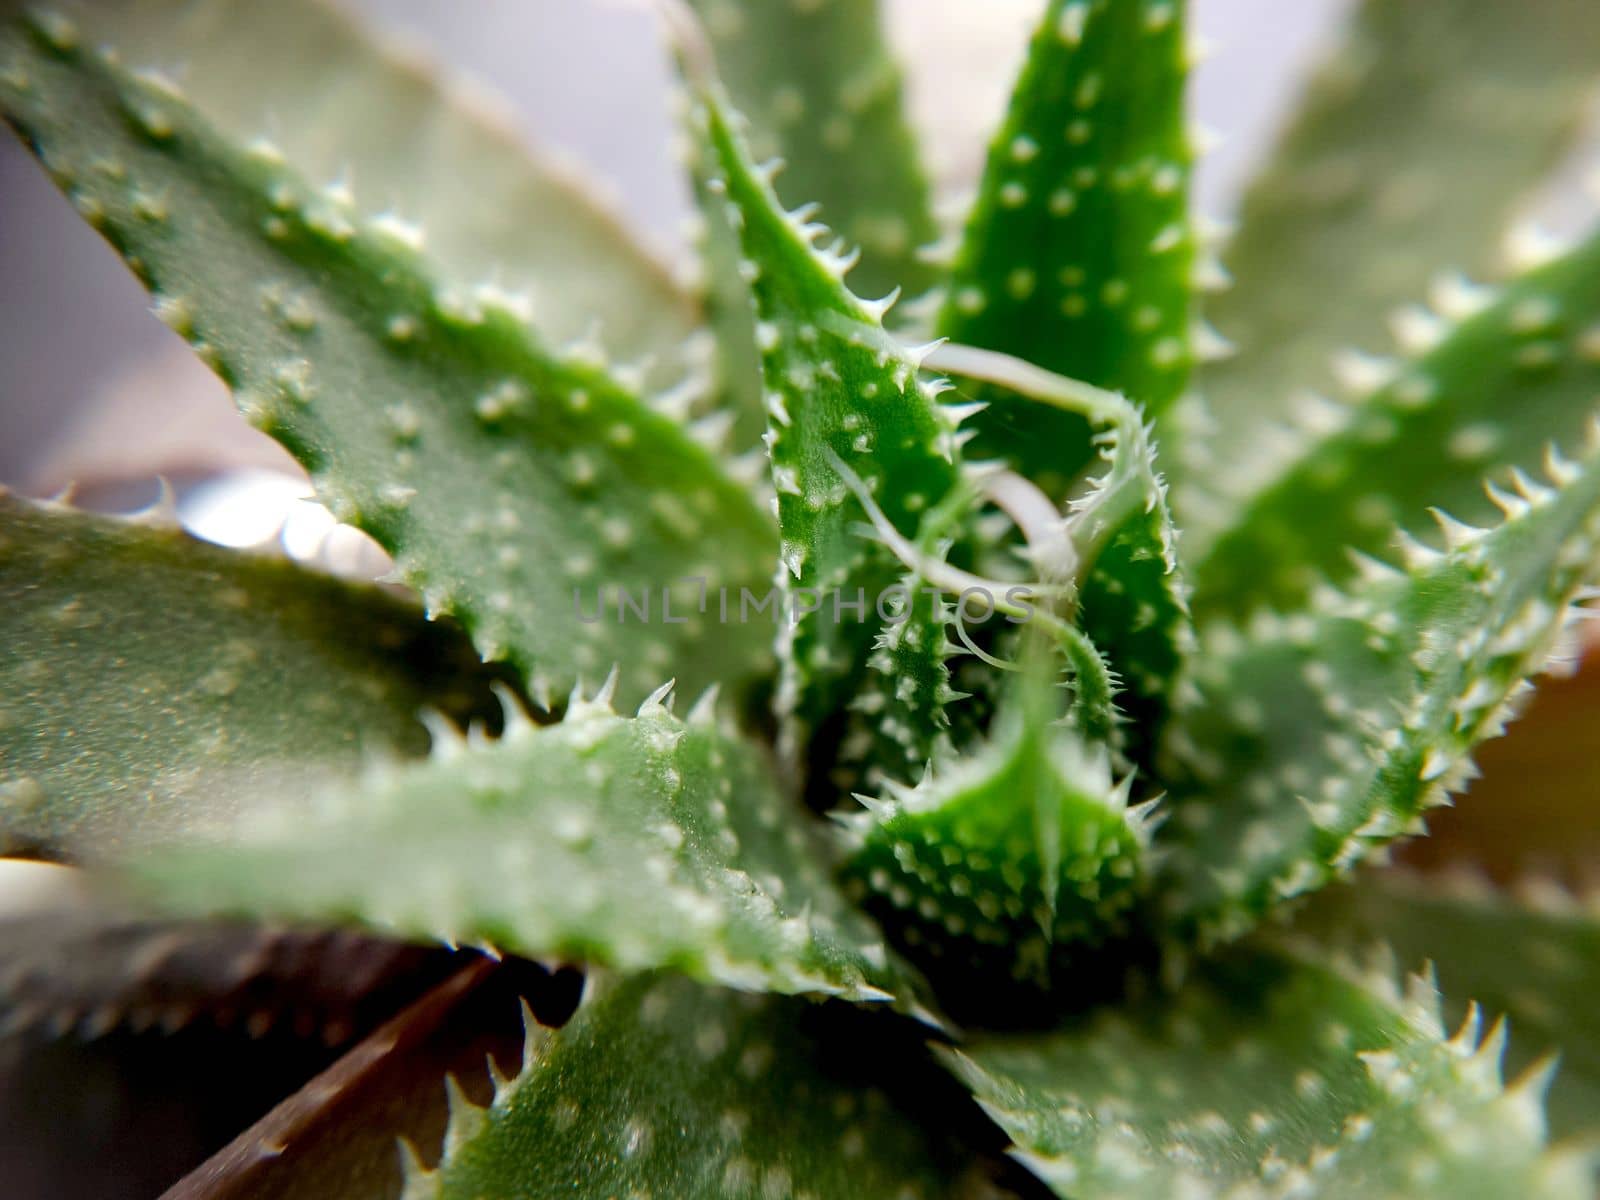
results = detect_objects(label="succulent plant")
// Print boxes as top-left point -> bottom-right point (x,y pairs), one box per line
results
4,0 -> 1600,1196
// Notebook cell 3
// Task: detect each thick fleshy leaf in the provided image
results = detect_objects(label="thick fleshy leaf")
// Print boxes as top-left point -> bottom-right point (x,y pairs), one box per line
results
404,970 -> 991,1200
0,494 -> 500,861
936,0 -> 1194,499
0,14 -> 774,709
687,64 -> 970,782
1299,871 -> 1600,1141
948,949 -> 1591,1199
685,0 -> 938,301
1157,429 -> 1600,945
56,0 -> 699,371
1192,226 -> 1600,616
135,685 -> 905,1003
839,661 -> 1151,1000
1180,0 -> 1600,526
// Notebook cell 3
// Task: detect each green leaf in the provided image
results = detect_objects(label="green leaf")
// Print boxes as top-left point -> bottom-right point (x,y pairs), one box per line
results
135,683 -> 906,1003
0,13 -> 774,710
685,0 -> 939,301
404,970 -> 988,1200
0,494 -> 499,861
1179,0 -> 1600,528
687,67 -> 968,780
947,948 -> 1592,1199
936,0 -> 1195,499
1298,871 -> 1600,1142
839,659 -> 1152,998
58,0 -> 700,372
1192,226 -> 1600,616
1156,428 -> 1600,945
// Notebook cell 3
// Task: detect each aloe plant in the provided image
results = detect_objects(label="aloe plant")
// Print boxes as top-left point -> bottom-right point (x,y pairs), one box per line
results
4,0 -> 1600,1195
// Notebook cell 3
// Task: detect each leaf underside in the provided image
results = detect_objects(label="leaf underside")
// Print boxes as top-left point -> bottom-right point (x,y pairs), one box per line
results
0,15 -> 775,710
0,495 -> 500,861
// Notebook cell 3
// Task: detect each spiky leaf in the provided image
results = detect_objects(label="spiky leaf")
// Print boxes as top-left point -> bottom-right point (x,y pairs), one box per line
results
404,970 -> 987,1200
685,0 -> 938,300
53,0 -> 699,369
1300,871 -> 1600,1140
948,949 -> 1590,1199
0,14 -> 773,708
0,494 -> 499,860
1158,432 -> 1600,944
840,661 -> 1150,999
136,685 -> 905,1003
937,0 -> 1193,498
1193,226 -> 1600,615
690,71 -> 966,779
1181,0 -> 1600,524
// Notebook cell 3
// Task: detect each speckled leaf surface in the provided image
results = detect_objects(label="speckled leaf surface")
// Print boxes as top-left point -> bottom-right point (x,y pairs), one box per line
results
1181,0 -> 1600,530
839,664 -> 1150,995
1158,433 -> 1600,945
1299,872 -> 1600,1142
948,950 -> 1590,1199
685,0 -> 938,301
0,15 -> 774,710
136,687 -> 905,1003
693,78 -> 967,779
0,495 -> 498,861
1193,227 -> 1600,616
405,970 -> 987,1200
57,0 -> 699,370
937,0 -> 1193,499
